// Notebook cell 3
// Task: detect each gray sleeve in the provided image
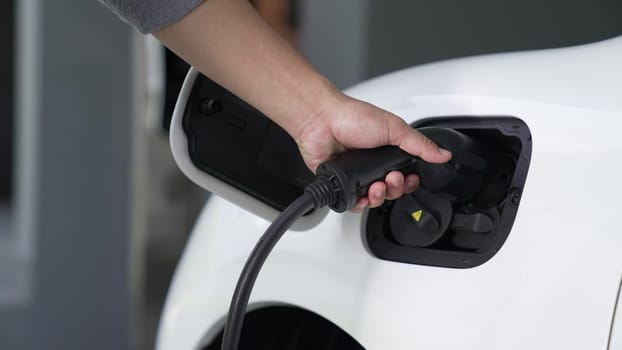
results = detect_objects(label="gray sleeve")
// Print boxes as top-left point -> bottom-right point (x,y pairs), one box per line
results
100,0 -> 204,34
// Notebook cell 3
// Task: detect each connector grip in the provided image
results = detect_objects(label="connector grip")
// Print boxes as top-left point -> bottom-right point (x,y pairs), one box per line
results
314,127 -> 493,212
316,146 -> 418,212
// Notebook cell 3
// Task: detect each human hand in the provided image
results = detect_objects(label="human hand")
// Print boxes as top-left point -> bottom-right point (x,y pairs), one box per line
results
294,94 -> 452,213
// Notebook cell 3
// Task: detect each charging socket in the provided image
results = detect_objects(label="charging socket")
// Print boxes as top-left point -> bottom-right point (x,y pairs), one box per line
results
365,116 -> 532,268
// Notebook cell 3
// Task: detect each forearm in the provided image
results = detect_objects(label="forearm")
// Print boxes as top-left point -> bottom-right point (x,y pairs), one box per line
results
154,0 -> 340,140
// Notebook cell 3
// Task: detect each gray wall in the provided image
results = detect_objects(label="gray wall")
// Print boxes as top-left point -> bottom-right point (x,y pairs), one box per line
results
0,0 -> 136,349
301,0 -> 622,88
300,0 -> 370,89
366,0 -> 622,77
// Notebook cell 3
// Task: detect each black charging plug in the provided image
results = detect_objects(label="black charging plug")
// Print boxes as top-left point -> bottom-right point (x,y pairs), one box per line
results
309,127 -> 493,212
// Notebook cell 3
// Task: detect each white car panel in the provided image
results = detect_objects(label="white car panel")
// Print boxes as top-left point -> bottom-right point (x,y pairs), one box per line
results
161,37 -> 622,349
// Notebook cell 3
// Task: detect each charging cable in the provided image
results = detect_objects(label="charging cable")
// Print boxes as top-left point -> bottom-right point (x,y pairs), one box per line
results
220,191 -> 315,350
220,145 -> 424,350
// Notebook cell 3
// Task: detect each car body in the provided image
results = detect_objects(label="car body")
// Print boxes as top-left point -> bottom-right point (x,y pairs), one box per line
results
159,36 -> 622,349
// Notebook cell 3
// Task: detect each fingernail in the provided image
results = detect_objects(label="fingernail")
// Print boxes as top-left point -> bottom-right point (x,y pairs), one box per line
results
439,148 -> 452,157
374,189 -> 384,198
390,178 -> 402,188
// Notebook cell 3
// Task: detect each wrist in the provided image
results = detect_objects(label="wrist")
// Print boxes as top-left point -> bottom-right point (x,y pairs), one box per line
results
280,76 -> 344,142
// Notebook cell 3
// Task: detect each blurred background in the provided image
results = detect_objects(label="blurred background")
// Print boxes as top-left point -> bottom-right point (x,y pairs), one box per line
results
0,0 -> 620,349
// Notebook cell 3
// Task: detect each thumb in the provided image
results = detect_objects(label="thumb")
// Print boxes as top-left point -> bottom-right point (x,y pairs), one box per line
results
390,119 -> 452,164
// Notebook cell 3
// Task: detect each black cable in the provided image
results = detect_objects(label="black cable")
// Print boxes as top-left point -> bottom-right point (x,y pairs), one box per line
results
220,191 -> 316,350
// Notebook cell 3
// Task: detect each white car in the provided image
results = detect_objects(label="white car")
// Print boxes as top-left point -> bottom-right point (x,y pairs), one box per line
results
159,36 -> 622,349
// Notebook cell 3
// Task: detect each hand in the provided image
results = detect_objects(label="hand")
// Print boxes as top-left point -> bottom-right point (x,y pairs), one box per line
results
295,94 -> 452,213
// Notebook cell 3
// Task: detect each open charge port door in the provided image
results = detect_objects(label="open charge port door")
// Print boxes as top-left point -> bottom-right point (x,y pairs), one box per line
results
365,117 -> 532,268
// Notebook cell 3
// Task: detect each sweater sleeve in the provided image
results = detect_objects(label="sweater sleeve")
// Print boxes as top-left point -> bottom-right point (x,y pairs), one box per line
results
100,0 -> 204,34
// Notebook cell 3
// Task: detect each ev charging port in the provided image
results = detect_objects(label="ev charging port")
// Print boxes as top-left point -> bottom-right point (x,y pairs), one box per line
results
181,74 -> 531,268
365,117 -> 532,268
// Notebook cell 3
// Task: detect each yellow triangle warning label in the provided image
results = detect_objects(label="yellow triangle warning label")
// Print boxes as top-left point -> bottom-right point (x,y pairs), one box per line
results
411,210 -> 423,222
